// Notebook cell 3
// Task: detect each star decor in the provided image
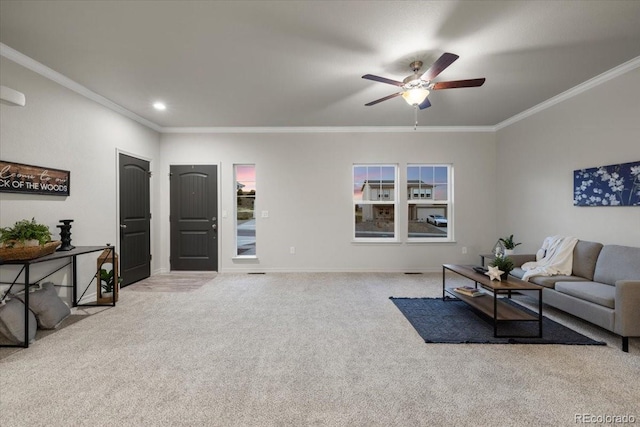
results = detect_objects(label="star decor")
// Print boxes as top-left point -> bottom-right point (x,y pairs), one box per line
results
485,265 -> 504,281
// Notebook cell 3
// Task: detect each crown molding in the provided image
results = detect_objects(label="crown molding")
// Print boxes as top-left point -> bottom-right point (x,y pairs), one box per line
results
160,126 -> 495,134
495,55 -> 640,131
3,43 -> 637,135
0,43 -> 163,132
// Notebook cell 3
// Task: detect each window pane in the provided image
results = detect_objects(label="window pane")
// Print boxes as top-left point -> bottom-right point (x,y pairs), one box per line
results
407,166 -> 420,181
408,204 -> 448,238
236,165 -> 256,256
434,183 -> 448,201
353,166 -> 367,200
355,204 -> 395,238
434,166 -> 448,183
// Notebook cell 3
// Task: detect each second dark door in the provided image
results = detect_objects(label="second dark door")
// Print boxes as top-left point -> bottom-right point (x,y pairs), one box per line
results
119,153 -> 151,286
170,165 -> 218,271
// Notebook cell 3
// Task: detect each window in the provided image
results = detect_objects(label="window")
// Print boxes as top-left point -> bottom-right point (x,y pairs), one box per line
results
353,164 -> 397,240
235,164 -> 256,256
407,164 -> 452,241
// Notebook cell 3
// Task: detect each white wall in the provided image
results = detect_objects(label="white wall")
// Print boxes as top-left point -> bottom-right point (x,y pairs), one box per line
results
5,49 -> 636,278
496,67 -> 640,252
160,131 -> 497,272
0,58 -> 161,299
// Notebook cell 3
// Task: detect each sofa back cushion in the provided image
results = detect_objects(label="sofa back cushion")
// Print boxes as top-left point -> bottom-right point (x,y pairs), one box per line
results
593,245 -> 640,286
572,240 -> 603,280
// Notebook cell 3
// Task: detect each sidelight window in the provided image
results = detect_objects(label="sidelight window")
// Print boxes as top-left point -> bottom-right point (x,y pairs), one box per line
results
235,164 -> 256,256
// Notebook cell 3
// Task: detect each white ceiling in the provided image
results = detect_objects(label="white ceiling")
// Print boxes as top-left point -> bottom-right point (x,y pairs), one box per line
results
1,1 -> 640,129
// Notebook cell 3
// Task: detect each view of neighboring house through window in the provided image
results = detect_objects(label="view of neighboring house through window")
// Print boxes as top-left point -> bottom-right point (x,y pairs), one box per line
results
235,164 -> 256,256
407,164 -> 452,240
353,164 -> 398,240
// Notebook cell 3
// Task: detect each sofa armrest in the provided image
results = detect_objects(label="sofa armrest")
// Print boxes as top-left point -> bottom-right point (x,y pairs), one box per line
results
508,254 -> 536,268
614,280 -> 640,336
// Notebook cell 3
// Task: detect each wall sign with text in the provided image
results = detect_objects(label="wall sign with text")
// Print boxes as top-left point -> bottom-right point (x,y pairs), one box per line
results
0,160 -> 70,196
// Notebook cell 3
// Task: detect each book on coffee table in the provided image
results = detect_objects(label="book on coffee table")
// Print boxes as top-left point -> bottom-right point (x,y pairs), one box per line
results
454,286 -> 485,297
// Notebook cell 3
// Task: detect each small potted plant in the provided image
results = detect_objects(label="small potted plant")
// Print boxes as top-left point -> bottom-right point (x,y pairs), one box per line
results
499,234 -> 522,255
99,268 -> 121,301
0,218 -> 60,261
489,255 -> 514,280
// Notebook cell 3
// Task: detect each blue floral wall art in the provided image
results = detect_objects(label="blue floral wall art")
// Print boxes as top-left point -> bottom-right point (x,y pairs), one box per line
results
574,161 -> 640,206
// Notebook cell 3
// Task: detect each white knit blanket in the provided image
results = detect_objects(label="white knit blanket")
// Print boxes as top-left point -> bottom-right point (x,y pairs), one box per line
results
521,235 -> 578,281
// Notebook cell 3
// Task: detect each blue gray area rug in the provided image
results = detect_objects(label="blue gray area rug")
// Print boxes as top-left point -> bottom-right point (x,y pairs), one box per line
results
390,297 -> 606,345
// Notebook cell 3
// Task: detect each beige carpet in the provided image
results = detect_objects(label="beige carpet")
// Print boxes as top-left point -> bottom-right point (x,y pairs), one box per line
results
0,314 -> 91,360
1,272 -> 638,427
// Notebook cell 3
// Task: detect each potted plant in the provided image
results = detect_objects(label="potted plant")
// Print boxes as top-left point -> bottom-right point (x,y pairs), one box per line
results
0,218 -> 59,261
499,234 -> 522,255
489,255 -> 514,280
0,218 -> 52,248
99,268 -> 121,300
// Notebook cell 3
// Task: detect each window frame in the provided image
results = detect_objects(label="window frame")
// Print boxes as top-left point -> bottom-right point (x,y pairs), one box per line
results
407,164 -> 453,243
352,164 -> 399,242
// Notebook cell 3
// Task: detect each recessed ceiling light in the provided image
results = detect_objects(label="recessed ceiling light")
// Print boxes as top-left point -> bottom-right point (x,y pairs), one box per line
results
153,102 -> 166,111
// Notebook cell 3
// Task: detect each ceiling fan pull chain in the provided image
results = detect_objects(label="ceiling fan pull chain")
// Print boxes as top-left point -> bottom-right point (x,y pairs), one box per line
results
414,105 -> 418,130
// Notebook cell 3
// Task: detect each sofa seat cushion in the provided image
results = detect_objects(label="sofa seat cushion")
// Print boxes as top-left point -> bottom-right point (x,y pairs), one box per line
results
555,281 -> 615,309
510,268 -> 586,289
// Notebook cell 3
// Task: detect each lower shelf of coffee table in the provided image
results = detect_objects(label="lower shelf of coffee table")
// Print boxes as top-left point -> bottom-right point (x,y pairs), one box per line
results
445,288 -> 538,321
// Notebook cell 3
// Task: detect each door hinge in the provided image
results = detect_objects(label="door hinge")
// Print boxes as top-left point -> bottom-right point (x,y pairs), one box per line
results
147,171 -> 153,178
149,212 -> 152,219
150,254 -> 152,261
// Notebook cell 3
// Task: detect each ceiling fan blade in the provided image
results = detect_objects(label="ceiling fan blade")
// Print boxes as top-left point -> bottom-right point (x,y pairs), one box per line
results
418,97 -> 431,110
420,52 -> 459,81
364,92 -> 402,106
431,78 -> 486,90
362,74 -> 404,87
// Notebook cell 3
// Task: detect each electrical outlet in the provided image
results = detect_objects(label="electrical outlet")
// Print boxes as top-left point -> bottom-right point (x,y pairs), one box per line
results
290,246 -> 295,254
261,210 -> 269,218
462,247 -> 468,254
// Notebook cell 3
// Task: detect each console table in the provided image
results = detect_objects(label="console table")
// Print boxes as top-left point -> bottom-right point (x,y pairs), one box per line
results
0,245 -> 116,348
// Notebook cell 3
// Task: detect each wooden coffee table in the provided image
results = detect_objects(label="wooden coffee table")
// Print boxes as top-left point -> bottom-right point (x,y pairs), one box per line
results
442,264 -> 544,338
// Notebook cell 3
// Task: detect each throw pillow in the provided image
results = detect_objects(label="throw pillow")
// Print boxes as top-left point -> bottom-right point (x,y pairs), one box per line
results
0,298 -> 37,344
16,282 -> 70,329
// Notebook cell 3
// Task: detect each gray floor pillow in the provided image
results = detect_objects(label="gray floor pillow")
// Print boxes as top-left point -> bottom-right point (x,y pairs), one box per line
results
16,282 -> 71,329
0,298 -> 37,344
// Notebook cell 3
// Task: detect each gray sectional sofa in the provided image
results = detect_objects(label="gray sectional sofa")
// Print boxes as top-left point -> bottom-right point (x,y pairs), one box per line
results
510,241 -> 640,352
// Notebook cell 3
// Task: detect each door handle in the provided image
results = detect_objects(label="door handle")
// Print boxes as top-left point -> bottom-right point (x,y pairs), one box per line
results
120,224 -> 127,229
212,224 -> 217,230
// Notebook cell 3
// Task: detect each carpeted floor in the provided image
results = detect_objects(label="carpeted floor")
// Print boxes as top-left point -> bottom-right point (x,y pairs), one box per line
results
390,297 -> 606,345
1,272 -> 638,427
0,314 -> 92,360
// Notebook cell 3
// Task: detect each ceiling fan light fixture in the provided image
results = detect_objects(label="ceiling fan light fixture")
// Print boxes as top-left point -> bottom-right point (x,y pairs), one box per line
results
402,88 -> 430,106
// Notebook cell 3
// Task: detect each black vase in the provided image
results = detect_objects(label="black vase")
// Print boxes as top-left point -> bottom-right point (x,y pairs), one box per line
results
56,219 -> 75,251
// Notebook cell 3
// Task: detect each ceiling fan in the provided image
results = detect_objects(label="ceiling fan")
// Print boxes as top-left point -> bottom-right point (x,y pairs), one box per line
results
362,52 -> 485,110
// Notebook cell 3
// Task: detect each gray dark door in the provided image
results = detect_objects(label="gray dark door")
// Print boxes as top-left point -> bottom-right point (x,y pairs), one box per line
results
119,153 -> 151,286
170,165 -> 218,271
